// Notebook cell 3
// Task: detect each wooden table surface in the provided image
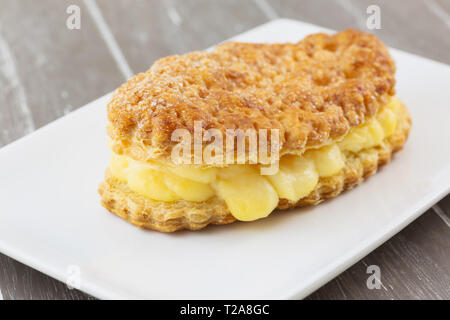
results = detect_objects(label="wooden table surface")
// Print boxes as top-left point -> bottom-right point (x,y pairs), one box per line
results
0,0 -> 449,300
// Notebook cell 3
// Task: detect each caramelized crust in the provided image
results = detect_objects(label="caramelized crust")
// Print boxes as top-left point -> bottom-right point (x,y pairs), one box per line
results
99,102 -> 411,232
107,29 -> 396,162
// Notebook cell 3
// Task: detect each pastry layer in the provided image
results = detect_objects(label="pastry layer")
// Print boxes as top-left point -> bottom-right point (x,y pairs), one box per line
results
99,101 -> 411,232
107,29 -> 396,163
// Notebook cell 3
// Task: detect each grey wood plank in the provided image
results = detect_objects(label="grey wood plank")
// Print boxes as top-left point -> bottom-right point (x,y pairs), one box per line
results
307,210 -> 450,299
96,0 -> 270,73
267,0 -> 450,64
267,0 -> 364,30
0,254 -> 94,300
436,0 -> 450,14
0,0 -> 124,135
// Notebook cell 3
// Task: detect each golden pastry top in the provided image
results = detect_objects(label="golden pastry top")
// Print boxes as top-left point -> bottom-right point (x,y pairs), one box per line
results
107,29 -> 396,163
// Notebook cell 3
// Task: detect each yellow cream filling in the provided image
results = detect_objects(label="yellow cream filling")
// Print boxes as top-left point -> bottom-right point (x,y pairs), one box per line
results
109,97 -> 400,221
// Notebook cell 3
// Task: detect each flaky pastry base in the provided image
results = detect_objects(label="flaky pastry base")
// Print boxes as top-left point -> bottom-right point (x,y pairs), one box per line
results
99,103 -> 411,232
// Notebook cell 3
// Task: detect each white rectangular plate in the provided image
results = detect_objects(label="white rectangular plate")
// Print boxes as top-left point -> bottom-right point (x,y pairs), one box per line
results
1,19 -> 450,299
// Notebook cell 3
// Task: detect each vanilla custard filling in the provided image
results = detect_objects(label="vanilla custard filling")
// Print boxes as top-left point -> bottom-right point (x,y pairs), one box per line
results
109,97 -> 400,221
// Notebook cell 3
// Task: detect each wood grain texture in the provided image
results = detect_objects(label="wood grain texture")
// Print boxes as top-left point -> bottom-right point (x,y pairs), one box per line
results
0,0 -> 448,300
436,0 -> 450,14
0,254 -> 94,300
268,0 -> 450,64
0,0 -> 124,134
96,0 -> 269,74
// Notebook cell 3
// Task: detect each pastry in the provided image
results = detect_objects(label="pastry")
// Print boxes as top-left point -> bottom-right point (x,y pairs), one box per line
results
99,29 -> 411,232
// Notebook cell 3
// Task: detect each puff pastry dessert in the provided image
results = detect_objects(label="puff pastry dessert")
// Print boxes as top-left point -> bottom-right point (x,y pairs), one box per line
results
99,29 -> 411,232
